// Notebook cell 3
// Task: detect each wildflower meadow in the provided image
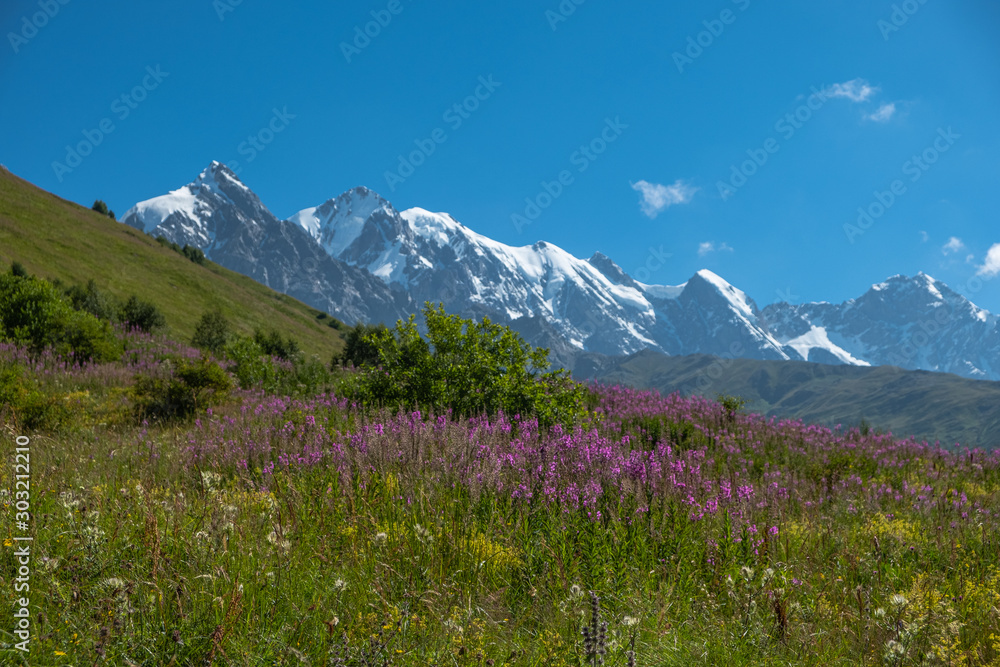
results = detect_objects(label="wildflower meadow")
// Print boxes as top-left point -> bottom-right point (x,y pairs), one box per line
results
2,324 -> 1000,665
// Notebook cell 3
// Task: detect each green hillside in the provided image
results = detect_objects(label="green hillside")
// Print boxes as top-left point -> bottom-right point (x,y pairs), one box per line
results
583,349 -> 1000,450
0,166 -> 346,360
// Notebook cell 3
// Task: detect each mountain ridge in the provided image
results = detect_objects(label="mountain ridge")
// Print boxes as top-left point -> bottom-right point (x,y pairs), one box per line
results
121,162 -> 1000,380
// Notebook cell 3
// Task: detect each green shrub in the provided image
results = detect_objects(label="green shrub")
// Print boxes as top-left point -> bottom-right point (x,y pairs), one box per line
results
334,322 -> 388,369
0,362 -> 71,431
253,327 -> 301,361
0,273 -> 122,362
65,279 -> 120,322
191,309 -> 231,354
351,302 -> 590,426
227,335 -> 332,395
133,357 -> 232,421
10,261 -> 28,278
119,295 -> 167,333
181,244 -> 206,265
226,336 -> 279,392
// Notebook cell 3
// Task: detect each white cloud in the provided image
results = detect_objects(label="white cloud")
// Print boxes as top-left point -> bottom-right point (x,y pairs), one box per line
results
867,102 -> 896,122
919,231 -> 929,242
631,179 -> 698,218
698,241 -> 734,257
942,237 -> 966,255
821,78 -> 879,103
976,243 -> 1000,277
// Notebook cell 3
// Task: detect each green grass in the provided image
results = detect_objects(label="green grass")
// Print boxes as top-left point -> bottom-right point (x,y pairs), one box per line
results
3,338 -> 1000,665
0,166 -> 346,361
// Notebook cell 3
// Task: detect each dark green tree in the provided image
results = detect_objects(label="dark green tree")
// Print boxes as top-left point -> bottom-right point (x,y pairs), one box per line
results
91,200 -> 115,220
191,309 -> 231,355
65,279 -> 119,321
119,295 -> 167,333
335,322 -> 389,369
181,244 -> 206,265
253,327 -> 301,361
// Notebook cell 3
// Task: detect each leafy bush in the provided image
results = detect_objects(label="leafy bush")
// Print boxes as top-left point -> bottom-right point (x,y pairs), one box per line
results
227,335 -> 332,396
181,244 -> 206,265
133,357 -> 232,421
253,327 -> 301,361
192,309 -> 231,354
350,302 -> 591,426
0,273 -> 122,362
63,280 -> 167,333
10,261 -> 28,278
65,279 -> 120,321
119,295 -> 167,333
226,336 -> 279,392
335,322 -> 389,369
0,362 -> 71,431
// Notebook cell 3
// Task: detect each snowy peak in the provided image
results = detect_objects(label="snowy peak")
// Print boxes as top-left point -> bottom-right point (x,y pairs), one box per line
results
289,186 -> 398,258
588,252 -> 635,287
687,269 -> 759,319
120,161 -> 267,244
764,273 -> 999,378
120,164 -> 999,381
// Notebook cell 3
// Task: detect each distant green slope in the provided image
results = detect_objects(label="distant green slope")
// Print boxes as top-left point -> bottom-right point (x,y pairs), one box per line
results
0,166 -> 346,360
581,349 -> 1000,450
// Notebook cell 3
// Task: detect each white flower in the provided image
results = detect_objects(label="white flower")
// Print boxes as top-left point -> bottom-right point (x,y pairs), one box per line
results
200,471 -> 223,493
622,616 -> 639,627
373,532 -> 388,544
890,594 -> 909,608
332,579 -> 348,592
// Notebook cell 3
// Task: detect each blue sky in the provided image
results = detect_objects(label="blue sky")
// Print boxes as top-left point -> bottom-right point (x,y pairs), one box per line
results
2,0 -> 998,311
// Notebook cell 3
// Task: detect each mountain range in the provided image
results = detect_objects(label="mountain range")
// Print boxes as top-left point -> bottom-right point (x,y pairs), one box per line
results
121,162 -> 1000,381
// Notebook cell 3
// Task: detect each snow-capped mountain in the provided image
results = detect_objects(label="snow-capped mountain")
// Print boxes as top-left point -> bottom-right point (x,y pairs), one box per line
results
286,189 -> 790,360
763,273 -> 1000,380
120,162 -> 411,325
121,162 -> 999,380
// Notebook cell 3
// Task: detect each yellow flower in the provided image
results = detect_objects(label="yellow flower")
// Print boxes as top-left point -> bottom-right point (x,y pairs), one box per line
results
55,651 -> 67,656
2,539 -> 12,547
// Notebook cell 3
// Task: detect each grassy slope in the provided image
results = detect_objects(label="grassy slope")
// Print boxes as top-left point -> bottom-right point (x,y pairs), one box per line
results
588,350 -> 1000,450
0,166 -> 346,360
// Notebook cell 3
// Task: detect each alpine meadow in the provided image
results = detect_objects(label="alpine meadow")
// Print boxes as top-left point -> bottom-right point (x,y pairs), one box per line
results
3,1 -> 1000,665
